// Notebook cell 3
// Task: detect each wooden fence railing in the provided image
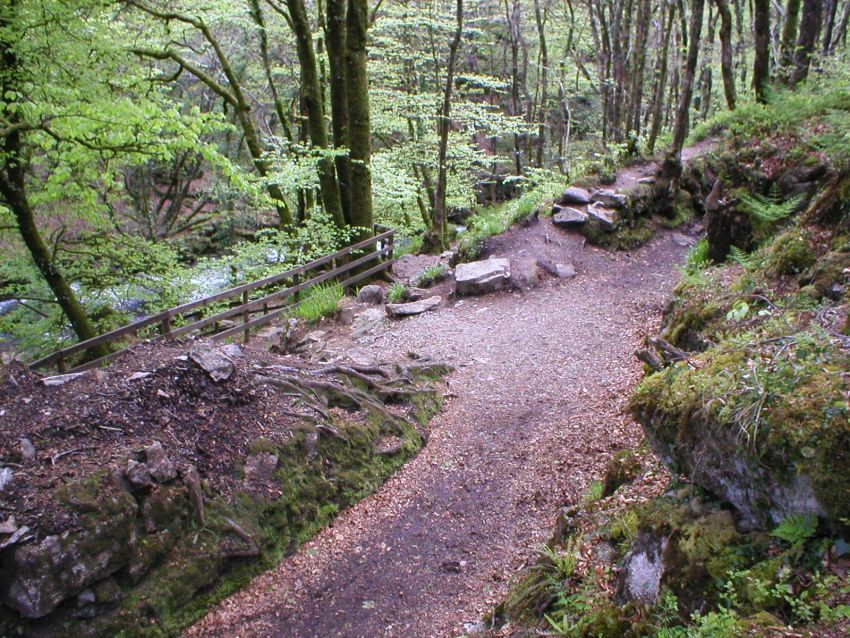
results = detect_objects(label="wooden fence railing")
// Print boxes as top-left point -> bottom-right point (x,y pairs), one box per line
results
30,226 -> 395,375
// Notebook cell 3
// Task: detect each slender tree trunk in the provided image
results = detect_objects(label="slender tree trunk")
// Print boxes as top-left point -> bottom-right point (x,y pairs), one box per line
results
286,0 -> 346,229
249,0 -> 294,141
0,169 -> 104,351
628,0 -> 652,137
504,0 -> 524,174
823,0 -> 839,54
532,0 -> 548,167
660,0 -> 705,180
780,0 -> 802,73
430,0 -> 463,252
715,0 -> 737,109
789,0 -> 823,86
0,9 -> 104,353
832,0 -> 850,52
648,1 -> 675,153
324,0 -> 353,224
697,6 -> 717,120
344,0 -> 373,240
753,0 -> 771,102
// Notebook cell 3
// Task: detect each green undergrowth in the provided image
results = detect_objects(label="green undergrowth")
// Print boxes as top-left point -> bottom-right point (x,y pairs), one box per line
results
494,474 -> 850,638
457,174 -> 568,262
288,281 -> 343,323
689,64 -> 850,171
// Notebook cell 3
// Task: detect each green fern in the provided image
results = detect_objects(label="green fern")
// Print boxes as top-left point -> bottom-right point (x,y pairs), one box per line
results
771,514 -> 818,546
728,245 -> 759,270
739,184 -> 801,225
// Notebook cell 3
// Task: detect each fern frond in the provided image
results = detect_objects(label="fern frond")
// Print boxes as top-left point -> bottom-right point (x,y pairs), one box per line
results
739,189 -> 801,224
728,246 -> 759,270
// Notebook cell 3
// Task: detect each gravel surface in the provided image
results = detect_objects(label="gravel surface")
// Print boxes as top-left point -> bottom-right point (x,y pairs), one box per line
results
184,215 -> 693,638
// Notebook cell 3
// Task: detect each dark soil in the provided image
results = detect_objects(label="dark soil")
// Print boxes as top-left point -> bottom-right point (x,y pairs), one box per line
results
0,342 -> 338,538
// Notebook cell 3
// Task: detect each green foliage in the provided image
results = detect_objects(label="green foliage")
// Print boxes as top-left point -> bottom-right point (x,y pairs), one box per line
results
289,282 -> 343,323
739,186 -> 801,226
412,263 -> 449,287
458,173 -> 567,261
581,481 -> 605,506
685,239 -> 710,273
765,230 -> 817,277
727,246 -> 760,271
771,515 -> 818,547
386,283 -> 406,304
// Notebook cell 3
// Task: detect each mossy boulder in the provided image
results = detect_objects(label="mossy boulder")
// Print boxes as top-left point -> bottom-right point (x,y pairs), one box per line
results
764,229 -> 817,278
631,331 -> 850,528
1,475 -> 138,618
0,362 -> 448,637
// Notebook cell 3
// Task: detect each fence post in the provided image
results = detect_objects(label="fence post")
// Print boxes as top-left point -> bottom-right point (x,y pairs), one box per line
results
57,352 -> 66,374
242,290 -> 250,343
387,230 -> 394,261
160,315 -> 172,339
294,273 -> 301,302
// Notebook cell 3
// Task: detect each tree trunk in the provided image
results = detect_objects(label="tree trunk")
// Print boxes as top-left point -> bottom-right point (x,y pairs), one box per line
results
286,0 -> 346,229
0,7 -> 104,353
344,0 -> 373,240
627,0 -> 652,137
324,0 -> 354,224
832,1 -> 850,53
0,171 -> 105,352
532,0 -> 548,167
660,0 -> 705,181
823,0 -> 839,55
697,6 -> 717,120
430,0 -> 463,252
753,0 -> 771,102
715,0 -> 737,109
648,1 -> 675,153
780,0 -> 802,73
789,0 -> 823,86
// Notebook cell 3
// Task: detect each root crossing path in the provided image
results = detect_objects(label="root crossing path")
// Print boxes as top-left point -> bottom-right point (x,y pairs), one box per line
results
185,220 -> 691,638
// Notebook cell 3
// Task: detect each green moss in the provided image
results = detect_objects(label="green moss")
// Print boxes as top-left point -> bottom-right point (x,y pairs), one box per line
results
800,249 -> 850,298
764,229 -> 817,278
602,449 -> 642,497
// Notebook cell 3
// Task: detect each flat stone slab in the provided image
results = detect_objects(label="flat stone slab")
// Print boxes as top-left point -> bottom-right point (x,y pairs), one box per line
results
588,203 -> 618,231
386,296 -> 441,317
455,258 -> 511,296
351,307 -> 385,339
592,188 -> 628,208
671,232 -> 696,247
552,206 -> 588,228
537,259 -> 577,279
189,347 -> 234,382
557,186 -> 592,206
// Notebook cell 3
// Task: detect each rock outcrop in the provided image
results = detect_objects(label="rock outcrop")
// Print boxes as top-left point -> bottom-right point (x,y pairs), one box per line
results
455,258 -> 511,296
386,296 -> 441,316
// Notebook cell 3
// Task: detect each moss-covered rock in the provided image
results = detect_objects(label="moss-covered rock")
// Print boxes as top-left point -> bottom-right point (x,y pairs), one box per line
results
0,363 -> 448,638
633,316 -> 850,529
764,229 -> 817,277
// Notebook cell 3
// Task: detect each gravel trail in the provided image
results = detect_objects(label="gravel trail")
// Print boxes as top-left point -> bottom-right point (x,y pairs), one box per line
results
185,206 -> 692,638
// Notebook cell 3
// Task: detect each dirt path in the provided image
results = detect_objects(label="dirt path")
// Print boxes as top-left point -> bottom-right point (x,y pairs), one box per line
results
184,198 -> 694,637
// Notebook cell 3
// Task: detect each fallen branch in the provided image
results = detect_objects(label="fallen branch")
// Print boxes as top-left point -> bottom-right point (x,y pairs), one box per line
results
51,447 -> 96,466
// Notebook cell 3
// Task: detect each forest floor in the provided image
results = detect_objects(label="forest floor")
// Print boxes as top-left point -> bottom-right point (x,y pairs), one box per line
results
184,156 -> 702,637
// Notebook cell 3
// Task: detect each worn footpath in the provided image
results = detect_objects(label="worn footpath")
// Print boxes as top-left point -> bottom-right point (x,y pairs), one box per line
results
185,215 -> 692,637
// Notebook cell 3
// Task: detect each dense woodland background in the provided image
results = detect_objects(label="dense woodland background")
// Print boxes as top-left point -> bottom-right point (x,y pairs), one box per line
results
1,0 -> 848,357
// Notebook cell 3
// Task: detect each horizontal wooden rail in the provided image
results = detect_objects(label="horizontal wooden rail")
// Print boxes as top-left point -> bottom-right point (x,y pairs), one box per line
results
30,226 -> 395,374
